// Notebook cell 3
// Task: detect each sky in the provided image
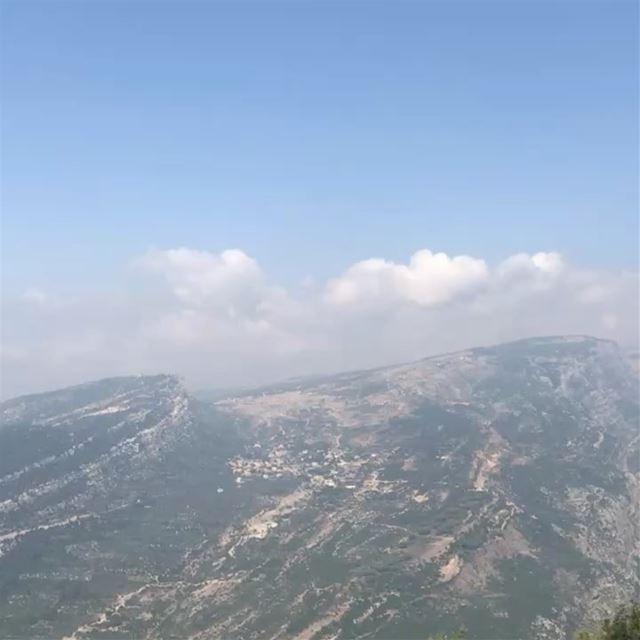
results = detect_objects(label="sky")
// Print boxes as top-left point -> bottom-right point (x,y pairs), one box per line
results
1,0 -> 638,398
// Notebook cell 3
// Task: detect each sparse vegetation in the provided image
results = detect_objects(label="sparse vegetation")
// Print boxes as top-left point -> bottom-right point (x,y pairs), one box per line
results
1,337 -> 638,639
429,629 -> 466,640
575,603 -> 640,640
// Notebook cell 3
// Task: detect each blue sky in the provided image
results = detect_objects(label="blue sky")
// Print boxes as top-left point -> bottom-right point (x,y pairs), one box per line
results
2,0 -> 638,295
1,1 -> 639,397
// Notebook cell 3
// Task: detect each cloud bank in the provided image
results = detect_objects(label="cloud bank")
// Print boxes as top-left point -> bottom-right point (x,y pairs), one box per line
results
2,247 -> 638,398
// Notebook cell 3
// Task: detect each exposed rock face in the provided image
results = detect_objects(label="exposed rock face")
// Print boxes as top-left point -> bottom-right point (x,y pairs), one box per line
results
1,336 -> 638,639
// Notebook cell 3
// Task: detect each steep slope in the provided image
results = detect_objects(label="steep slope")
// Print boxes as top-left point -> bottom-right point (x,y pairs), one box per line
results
0,375 -> 247,638
0,336 -> 638,639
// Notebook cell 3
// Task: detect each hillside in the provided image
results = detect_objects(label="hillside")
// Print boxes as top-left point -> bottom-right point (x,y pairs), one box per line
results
1,336 -> 638,639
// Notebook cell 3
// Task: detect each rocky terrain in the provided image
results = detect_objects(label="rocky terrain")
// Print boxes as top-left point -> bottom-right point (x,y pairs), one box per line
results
0,336 -> 638,639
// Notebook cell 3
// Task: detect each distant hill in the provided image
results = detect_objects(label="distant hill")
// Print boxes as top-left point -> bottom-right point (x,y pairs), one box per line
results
1,336 -> 638,639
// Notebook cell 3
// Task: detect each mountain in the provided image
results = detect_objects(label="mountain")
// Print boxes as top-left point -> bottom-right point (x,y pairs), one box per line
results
1,336 -> 638,640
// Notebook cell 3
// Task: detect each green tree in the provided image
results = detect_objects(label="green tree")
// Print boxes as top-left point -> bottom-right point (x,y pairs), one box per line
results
575,603 -> 640,640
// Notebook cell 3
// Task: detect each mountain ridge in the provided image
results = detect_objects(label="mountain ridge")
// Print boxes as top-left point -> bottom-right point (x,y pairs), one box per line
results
1,335 -> 638,639
2,335 -> 622,407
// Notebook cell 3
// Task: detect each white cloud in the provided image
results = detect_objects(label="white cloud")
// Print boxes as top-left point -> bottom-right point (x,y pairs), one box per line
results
325,250 -> 489,308
135,247 -> 266,315
132,248 -> 303,353
1,246 -> 638,399
495,251 -> 565,291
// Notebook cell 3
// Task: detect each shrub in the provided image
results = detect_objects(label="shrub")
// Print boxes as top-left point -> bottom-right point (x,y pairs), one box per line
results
575,602 -> 640,640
